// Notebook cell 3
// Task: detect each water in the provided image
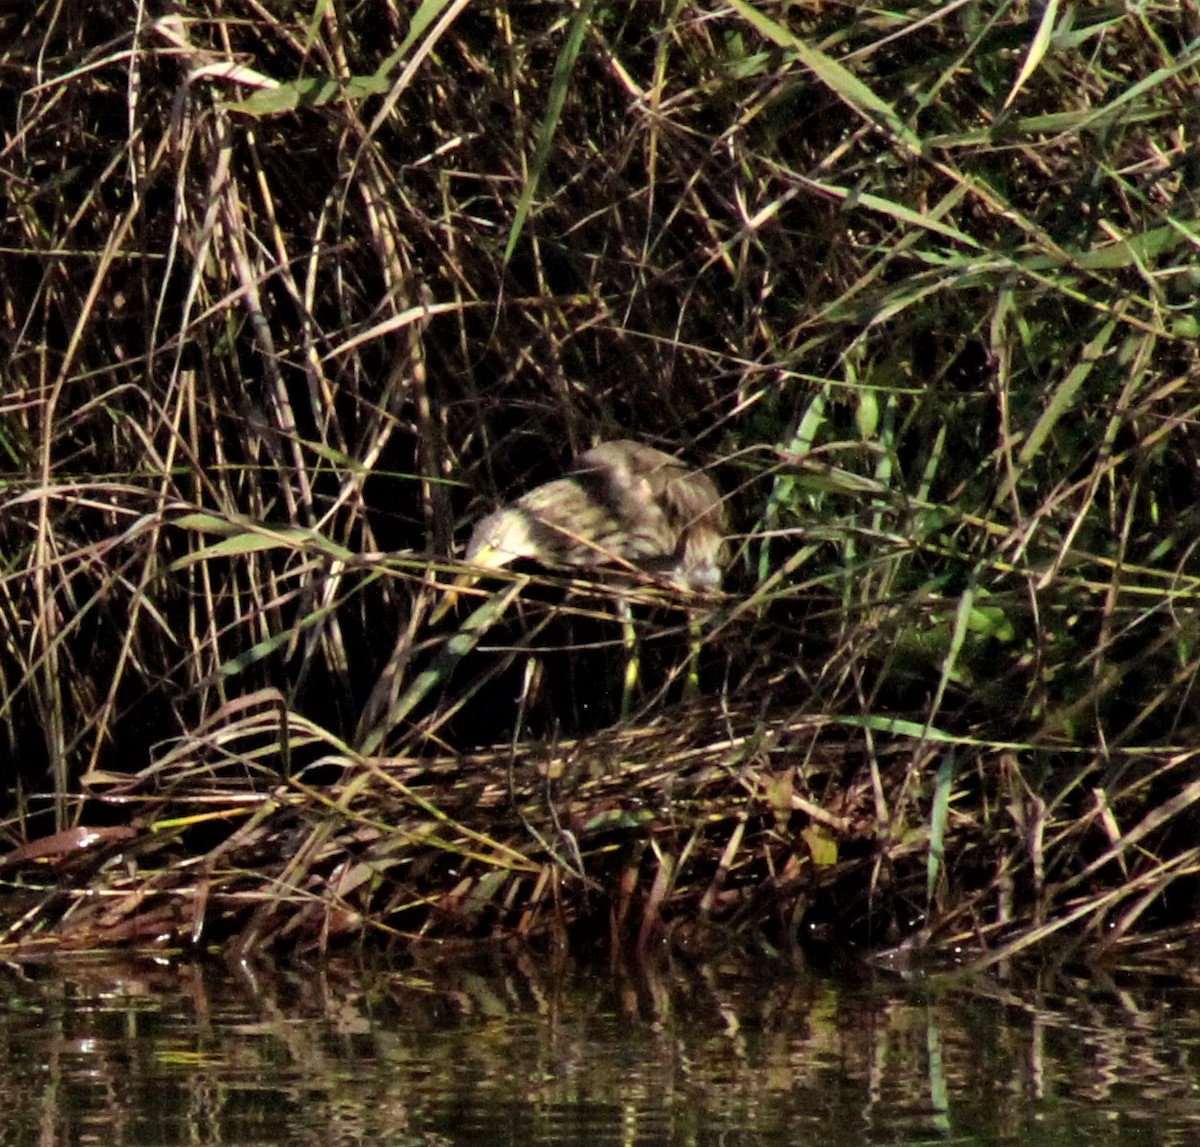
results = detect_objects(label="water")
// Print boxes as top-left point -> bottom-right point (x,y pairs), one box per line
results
1,951 -> 1198,1145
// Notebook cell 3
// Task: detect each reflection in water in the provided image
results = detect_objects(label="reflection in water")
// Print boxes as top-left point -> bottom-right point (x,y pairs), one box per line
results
0,952 -> 1197,1145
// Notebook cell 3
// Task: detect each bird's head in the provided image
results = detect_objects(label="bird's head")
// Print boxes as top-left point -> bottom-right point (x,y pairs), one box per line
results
465,507 -> 537,569
431,507 -> 540,624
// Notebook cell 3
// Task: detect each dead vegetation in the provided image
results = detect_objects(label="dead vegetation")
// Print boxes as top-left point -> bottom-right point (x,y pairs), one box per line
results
3,1 -> 1200,968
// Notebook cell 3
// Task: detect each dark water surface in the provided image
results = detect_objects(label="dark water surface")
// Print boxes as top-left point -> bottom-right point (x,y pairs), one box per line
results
1,950 -> 1198,1145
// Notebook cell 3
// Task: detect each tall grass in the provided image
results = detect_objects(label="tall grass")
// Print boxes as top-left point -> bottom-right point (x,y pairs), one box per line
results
2,1 -> 1200,963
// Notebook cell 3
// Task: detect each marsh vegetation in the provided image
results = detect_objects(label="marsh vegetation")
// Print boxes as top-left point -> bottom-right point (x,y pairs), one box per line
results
2,1 -> 1200,969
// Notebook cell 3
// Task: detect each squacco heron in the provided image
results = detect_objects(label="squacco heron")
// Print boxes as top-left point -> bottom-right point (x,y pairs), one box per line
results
433,440 -> 727,710
437,440 -> 727,610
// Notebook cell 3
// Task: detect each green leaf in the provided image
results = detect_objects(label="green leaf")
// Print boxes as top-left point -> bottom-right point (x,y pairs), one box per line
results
927,753 -> 955,906
171,522 -> 354,569
802,825 -> 838,867
1003,0 -> 1060,110
724,0 -> 923,155
505,0 -> 595,262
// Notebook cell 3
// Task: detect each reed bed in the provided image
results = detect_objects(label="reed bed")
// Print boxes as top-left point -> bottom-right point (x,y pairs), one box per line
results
2,1 -> 1200,968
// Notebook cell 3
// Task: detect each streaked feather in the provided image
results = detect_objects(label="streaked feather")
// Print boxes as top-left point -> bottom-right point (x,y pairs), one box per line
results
465,440 -> 727,589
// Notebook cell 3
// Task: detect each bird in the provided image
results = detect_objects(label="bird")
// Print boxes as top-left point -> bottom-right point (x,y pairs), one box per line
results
445,439 -> 728,603
431,440 -> 728,717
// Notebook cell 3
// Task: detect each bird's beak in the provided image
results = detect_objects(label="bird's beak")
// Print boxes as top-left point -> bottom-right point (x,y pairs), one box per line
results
429,571 -> 478,624
429,543 -> 506,624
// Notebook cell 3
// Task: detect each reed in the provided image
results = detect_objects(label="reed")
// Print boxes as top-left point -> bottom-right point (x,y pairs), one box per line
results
1,2 -> 1199,968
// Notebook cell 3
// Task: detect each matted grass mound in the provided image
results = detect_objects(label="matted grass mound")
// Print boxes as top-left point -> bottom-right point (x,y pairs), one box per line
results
0,686 -> 1194,974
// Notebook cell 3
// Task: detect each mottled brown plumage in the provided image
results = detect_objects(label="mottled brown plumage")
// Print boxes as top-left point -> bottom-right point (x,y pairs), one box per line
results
464,440 -> 727,590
